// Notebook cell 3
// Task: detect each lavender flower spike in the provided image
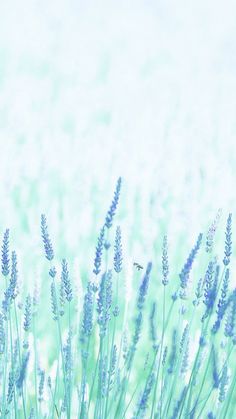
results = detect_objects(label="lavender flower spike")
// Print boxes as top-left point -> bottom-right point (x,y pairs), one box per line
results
162,235 -> 169,286
97,270 -> 112,336
24,294 -> 32,332
93,226 -> 105,275
149,302 -> 157,348
219,365 -> 229,403
179,233 -> 203,299
202,261 -> 218,321
81,281 -> 94,338
114,226 -> 122,273
38,369 -> 45,402
0,313 -> 5,354
41,214 -> 54,261
51,282 -> 58,321
10,251 -> 18,300
224,289 -> 236,338
29,408 -> 35,419
136,372 -> 155,417
16,351 -> 30,390
61,259 -> 72,302
137,262 -> 152,310
2,229 -> 10,276
7,371 -> 14,405
212,268 -> 230,334
206,209 -> 222,253
223,213 -> 232,266
105,177 -> 122,229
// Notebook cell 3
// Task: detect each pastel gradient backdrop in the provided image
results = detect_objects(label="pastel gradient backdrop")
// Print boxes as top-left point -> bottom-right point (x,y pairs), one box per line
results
0,2 -> 236,417
0,0 -> 235,278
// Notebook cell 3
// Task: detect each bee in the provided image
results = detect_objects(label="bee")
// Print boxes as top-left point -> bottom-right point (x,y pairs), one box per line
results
133,262 -> 144,271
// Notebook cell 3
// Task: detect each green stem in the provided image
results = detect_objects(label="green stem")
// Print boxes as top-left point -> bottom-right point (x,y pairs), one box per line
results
52,276 -> 68,417
188,345 -> 213,417
163,312 -> 182,418
185,267 -> 226,416
2,300 -> 9,417
52,355 -> 60,419
160,286 -> 166,419
80,337 -> 91,418
181,316 -> 210,418
9,308 -> 17,419
68,302 -> 71,418
150,286 -> 166,419
94,336 -> 104,418
220,365 -> 236,419
122,381 -> 140,418
13,301 -> 27,418
104,273 -> 119,418
87,341 -> 100,414
49,379 -> 59,419
196,344 -> 234,418
32,315 -> 39,419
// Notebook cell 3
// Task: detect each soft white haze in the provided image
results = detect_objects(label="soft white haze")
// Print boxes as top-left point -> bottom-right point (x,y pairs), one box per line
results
0,0 -> 235,272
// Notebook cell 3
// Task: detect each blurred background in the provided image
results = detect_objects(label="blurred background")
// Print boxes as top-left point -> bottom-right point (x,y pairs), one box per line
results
0,0 -> 235,284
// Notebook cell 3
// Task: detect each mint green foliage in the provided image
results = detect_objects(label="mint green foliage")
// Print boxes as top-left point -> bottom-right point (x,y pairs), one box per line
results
0,183 -> 236,419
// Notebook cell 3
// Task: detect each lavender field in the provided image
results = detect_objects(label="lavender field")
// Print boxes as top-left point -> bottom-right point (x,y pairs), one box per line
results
0,0 -> 236,418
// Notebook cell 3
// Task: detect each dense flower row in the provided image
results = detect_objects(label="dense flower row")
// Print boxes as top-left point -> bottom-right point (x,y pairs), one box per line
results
0,179 -> 235,418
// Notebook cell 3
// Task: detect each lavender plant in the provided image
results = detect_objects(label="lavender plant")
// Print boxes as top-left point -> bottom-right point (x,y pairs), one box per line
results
0,180 -> 235,418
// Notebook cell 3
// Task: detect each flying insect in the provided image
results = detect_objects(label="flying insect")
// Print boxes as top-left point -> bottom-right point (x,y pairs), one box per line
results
133,262 -> 143,271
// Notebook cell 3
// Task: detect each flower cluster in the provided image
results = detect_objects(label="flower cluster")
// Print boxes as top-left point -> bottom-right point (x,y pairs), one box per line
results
93,227 -> 105,275
137,262 -> 152,310
202,260 -> 218,321
2,229 -> 10,277
206,209 -> 222,253
105,177 -> 122,229
162,235 -> 169,286
41,214 -> 54,261
97,270 -> 113,336
114,226 -> 122,273
179,233 -> 203,299
223,213 -> 232,266
81,281 -> 94,338
0,180 -> 235,419
212,268 -> 230,333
